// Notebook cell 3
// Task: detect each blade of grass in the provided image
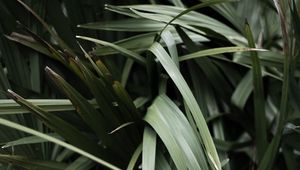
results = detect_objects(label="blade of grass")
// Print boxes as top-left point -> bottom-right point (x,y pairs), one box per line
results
214,139 -> 252,152
170,0 -> 185,7
133,97 -> 150,109
90,31 -> 208,56
78,18 -> 164,32
179,46 -> 266,62
0,99 -> 98,114
245,21 -> 268,162
127,144 -> 142,170
176,25 -> 234,102
130,8 -> 206,37
149,42 -> 221,169
161,30 -> 179,67
5,33 -> 51,56
231,70 -> 251,109
1,133 -> 62,148
258,0 -> 290,169
116,4 -> 246,44
121,59 -> 134,87
76,36 -> 146,65
77,42 -> 104,78
144,95 -> 208,170
142,127 -> 157,170
158,0 -> 235,36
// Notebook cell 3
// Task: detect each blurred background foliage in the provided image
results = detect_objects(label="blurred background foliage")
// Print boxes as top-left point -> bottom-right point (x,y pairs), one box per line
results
0,0 -> 299,169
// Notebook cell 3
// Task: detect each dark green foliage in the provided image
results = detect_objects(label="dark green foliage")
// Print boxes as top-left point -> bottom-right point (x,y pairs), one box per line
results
0,0 -> 300,169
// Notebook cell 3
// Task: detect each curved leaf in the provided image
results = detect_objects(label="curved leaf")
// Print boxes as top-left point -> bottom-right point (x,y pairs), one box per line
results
149,42 -> 221,169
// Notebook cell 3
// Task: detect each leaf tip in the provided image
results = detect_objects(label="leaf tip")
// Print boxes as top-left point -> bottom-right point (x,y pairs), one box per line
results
45,66 -> 58,78
6,89 -> 20,101
75,35 -> 81,39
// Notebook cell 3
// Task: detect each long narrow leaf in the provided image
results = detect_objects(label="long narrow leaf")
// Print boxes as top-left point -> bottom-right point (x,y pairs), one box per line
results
127,144 -> 142,170
1,133 -> 62,148
6,89 -> 114,163
159,0 -> 234,35
76,36 -> 146,65
142,127 -> 156,170
0,99 -> 97,114
149,42 -> 221,169
0,117 -> 121,170
179,46 -> 266,62
16,0 -> 74,55
0,154 -> 67,170
144,95 -> 207,169
245,21 -> 267,161
258,0 -> 290,169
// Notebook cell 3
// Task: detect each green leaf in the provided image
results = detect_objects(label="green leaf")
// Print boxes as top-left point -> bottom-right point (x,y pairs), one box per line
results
231,70 -> 253,109
45,67 -> 125,161
159,0 -> 236,35
176,25 -> 233,102
5,33 -> 51,56
142,127 -> 156,170
91,31 -> 207,56
121,59 -> 134,87
65,156 -> 94,170
155,151 -> 171,170
245,21 -> 268,161
6,89 -> 114,163
161,30 -> 179,67
114,4 -> 246,44
0,99 -> 98,115
133,97 -> 150,109
213,139 -> 252,152
112,81 -> 142,122
0,154 -> 67,170
76,36 -> 146,66
144,95 -> 208,170
0,117 -> 121,170
1,133 -> 62,148
78,18 -> 164,32
258,1 -> 290,169
126,144 -> 142,170
16,0 -> 74,55
179,46 -> 266,62
169,0 -> 185,7
149,42 -> 220,169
